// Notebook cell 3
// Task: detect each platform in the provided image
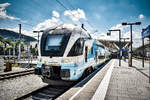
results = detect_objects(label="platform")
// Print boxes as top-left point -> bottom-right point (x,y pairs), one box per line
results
56,59 -> 150,100
104,60 -> 150,100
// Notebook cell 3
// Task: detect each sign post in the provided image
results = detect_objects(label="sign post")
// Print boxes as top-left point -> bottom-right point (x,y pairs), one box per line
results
141,25 -> 150,83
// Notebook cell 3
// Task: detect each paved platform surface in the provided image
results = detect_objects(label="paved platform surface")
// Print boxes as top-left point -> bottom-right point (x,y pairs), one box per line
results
105,60 -> 150,100
57,60 -> 113,100
132,59 -> 149,77
57,59 -> 150,100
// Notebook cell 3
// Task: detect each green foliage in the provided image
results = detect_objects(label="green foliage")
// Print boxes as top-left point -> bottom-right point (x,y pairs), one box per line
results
0,29 -> 36,42
31,47 -> 36,54
21,42 -> 24,51
4,38 -> 11,44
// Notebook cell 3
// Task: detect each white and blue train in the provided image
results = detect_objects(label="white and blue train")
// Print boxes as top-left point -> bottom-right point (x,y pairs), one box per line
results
35,24 -> 109,85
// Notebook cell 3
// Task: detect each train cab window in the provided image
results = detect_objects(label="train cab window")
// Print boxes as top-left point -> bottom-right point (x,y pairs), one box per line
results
67,38 -> 84,56
45,35 -> 63,51
41,33 -> 70,57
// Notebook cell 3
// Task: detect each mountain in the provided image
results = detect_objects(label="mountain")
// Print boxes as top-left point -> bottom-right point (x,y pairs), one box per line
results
0,29 -> 37,42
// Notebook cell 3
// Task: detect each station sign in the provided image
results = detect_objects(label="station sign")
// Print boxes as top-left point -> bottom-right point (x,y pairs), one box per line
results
120,49 -> 128,52
141,25 -> 150,38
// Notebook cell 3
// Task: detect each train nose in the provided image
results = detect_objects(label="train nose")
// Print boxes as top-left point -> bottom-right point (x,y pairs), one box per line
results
41,65 -> 61,79
42,66 -> 52,78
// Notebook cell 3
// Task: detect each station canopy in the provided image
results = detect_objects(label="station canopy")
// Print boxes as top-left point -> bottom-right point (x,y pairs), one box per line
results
98,39 -> 130,52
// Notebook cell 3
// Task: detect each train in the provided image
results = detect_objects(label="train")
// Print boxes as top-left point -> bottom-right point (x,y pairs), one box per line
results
34,24 -> 110,85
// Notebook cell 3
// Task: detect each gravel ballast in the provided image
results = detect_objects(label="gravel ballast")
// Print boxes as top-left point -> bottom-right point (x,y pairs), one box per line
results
0,74 -> 47,100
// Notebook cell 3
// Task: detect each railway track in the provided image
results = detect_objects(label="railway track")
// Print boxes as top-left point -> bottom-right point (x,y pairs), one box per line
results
0,69 -> 34,80
16,85 -> 71,100
15,60 -> 110,100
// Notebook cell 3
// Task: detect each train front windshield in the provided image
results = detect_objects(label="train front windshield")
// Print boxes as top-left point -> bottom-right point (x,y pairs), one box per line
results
45,35 -> 63,51
41,33 -> 70,57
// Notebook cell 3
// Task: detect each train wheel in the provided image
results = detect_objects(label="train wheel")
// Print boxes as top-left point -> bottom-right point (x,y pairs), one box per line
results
87,67 -> 93,74
83,67 -> 93,77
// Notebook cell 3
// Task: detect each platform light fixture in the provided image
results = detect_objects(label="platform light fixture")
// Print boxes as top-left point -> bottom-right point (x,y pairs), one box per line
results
121,22 -> 141,67
107,32 -> 111,36
33,30 -> 44,44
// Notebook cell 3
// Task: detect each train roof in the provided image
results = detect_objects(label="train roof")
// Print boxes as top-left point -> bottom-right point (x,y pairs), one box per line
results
43,24 -> 90,37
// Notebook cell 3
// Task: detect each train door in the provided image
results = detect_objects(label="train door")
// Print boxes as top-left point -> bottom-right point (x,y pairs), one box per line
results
85,46 -> 88,62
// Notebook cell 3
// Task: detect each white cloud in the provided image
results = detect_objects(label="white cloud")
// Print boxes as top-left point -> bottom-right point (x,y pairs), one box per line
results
110,24 -> 129,32
1,10 -> 62,39
92,32 -> 111,41
64,8 -> 86,21
101,24 -> 128,40
110,24 -> 142,47
129,31 -> 142,48
138,14 -> 144,19
0,3 -> 20,20
52,10 -> 59,18
33,10 -> 61,31
33,17 -> 59,31
92,24 -> 141,47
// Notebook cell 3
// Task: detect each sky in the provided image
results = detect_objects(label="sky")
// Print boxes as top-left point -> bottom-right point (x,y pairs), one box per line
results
0,0 -> 150,47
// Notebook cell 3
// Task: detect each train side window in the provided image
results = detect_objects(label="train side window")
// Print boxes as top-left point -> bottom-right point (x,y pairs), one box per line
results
85,46 -> 88,62
67,38 -> 84,56
91,47 -> 93,54
95,51 -> 98,62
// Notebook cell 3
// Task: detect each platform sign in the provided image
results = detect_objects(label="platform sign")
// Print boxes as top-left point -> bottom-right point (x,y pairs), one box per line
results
141,25 -> 150,38
120,49 -> 128,52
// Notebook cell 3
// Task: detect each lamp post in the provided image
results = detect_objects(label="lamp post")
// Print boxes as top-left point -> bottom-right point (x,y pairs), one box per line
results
145,37 -> 150,83
107,29 -> 121,66
18,24 -> 21,59
33,30 -> 44,45
142,29 -> 145,68
122,22 -> 141,67
33,30 -> 43,57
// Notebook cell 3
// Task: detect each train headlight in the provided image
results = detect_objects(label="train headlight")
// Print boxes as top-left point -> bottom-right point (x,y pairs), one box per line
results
61,59 -> 71,63
44,60 -> 48,65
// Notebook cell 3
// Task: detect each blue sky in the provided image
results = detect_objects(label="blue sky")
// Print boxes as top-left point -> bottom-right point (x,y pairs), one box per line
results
0,0 -> 150,47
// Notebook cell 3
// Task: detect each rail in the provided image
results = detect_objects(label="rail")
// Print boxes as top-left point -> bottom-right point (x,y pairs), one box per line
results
0,69 -> 34,80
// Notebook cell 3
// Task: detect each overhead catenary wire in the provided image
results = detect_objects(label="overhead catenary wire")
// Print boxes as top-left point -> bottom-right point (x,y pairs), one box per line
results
10,0 -> 95,38
55,0 -> 79,25
64,0 -> 96,31
12,19 -> 35,28
55,0 -> 90,26
55,0 -> 92,37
